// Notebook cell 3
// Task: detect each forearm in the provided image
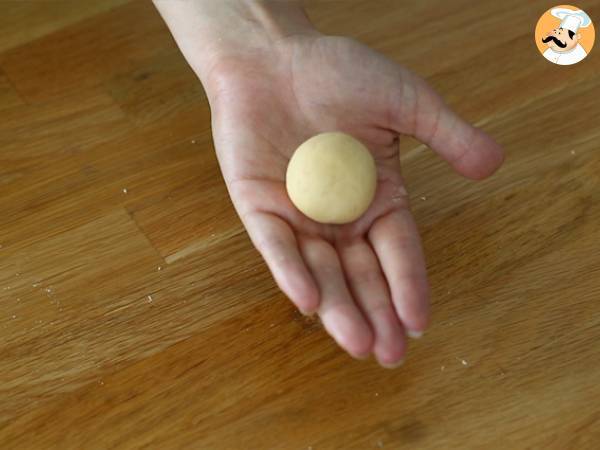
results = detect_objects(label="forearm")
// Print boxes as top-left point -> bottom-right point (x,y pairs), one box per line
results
153,0 -> 318,89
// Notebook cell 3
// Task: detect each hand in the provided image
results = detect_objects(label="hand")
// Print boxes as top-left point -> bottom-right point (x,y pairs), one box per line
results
154,1 -> 504,367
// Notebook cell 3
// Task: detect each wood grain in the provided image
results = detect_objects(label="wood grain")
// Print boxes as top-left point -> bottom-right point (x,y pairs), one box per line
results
0,1 -> 173,103
0,0 -> 130,54
1,0 -> 599,448
0,69 -> 23,112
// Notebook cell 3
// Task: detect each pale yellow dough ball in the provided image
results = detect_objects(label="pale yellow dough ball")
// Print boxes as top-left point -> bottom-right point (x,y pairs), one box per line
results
286,132 -> 377,225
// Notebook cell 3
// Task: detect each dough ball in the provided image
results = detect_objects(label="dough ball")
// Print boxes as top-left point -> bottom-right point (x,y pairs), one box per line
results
286,132 -> 377,224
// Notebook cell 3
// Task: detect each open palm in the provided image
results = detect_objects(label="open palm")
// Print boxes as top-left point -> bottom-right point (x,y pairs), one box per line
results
206,35 -> 503,366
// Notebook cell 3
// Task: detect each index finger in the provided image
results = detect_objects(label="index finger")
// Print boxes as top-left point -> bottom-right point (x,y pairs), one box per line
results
368,209 -> 430,336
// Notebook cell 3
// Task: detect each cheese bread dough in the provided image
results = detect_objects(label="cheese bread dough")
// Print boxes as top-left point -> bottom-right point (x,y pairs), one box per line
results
286,132 -> 377,224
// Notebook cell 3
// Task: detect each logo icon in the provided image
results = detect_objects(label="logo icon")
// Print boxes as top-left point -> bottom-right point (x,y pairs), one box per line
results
535,5 -> 595,65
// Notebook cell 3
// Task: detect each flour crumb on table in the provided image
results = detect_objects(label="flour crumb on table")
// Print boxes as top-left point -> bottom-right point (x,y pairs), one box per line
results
147,295 -> 153,303
122,188 -> 128,194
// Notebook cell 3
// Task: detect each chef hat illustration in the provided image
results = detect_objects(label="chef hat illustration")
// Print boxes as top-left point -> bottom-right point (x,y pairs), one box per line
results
551,8 -> 592,33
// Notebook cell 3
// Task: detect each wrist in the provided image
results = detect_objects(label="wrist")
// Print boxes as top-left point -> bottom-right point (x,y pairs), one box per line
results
154,0 -> 319,91
245,1 -> 317,41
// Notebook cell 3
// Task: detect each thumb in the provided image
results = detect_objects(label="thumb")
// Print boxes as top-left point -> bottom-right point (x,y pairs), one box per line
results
393,71 -> 504,180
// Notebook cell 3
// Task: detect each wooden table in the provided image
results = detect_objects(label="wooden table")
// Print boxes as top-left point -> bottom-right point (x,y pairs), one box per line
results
1,1 -> 599,448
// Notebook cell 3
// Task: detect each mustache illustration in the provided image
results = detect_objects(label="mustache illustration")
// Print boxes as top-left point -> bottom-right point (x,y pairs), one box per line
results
542,35 -> 567,48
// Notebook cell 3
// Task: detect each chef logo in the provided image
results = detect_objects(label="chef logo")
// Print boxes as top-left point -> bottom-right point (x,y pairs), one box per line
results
535,5 -> 595,65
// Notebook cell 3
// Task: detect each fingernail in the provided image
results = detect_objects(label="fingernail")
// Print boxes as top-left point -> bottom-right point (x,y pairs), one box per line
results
381,358 -> 405,369
407,329 -> 423,339
299,309 -> 315,317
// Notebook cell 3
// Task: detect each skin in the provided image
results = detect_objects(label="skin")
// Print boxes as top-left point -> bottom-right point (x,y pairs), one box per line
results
543,27 -> 581,52
153,0 -> 504,368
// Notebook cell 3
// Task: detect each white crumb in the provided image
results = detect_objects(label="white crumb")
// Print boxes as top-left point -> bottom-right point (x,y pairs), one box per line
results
570,150 -> 576,155
460,359 -> 468,366
420,196 -> 427,201
147,295 -> 153,303
122,188 -> 128,194
157,266 -> 163,271
11,315 -> 16,319
191,140 -> 196,144
374,392 -> 379,397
